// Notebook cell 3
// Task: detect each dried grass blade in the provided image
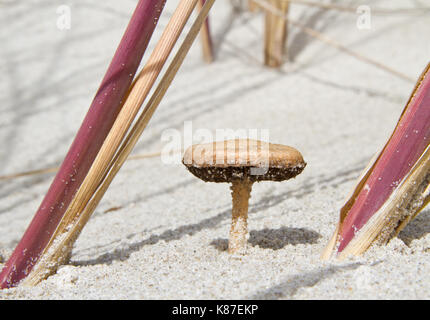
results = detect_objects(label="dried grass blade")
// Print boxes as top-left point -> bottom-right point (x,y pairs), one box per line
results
0,167 -> 58,181
198,0 -> 214,63
0,150 -> 184,181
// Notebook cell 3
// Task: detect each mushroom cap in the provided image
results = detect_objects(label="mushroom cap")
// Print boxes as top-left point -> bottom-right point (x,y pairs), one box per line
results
182,139 -> 306,183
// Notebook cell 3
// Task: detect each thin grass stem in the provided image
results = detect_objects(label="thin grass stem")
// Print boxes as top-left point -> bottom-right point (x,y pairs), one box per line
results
198,0 -> 214,63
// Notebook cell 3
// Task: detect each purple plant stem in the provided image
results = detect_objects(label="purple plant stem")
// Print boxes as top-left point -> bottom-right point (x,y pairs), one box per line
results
0,0 -> 166,289
337,65 -> 430,253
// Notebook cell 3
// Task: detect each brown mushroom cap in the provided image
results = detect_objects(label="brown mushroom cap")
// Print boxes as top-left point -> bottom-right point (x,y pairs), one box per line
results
182,139 -> 306,183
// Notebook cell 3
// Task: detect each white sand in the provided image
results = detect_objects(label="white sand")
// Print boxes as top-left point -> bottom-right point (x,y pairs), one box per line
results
0,0 -> 429,299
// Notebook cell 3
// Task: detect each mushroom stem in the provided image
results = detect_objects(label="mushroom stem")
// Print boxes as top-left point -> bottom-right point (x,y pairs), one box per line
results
229,178 -> 253,254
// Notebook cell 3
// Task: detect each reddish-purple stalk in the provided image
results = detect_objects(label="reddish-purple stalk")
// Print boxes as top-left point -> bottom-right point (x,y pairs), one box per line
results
337,64 -> 430,252
0,0 -> 166,289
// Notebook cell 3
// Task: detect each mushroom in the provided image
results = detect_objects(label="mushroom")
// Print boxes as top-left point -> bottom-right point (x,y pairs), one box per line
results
182,139 -> 306,254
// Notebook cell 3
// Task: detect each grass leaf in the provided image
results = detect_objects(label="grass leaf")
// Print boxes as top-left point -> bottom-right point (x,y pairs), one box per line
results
322,63 -> 430,259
